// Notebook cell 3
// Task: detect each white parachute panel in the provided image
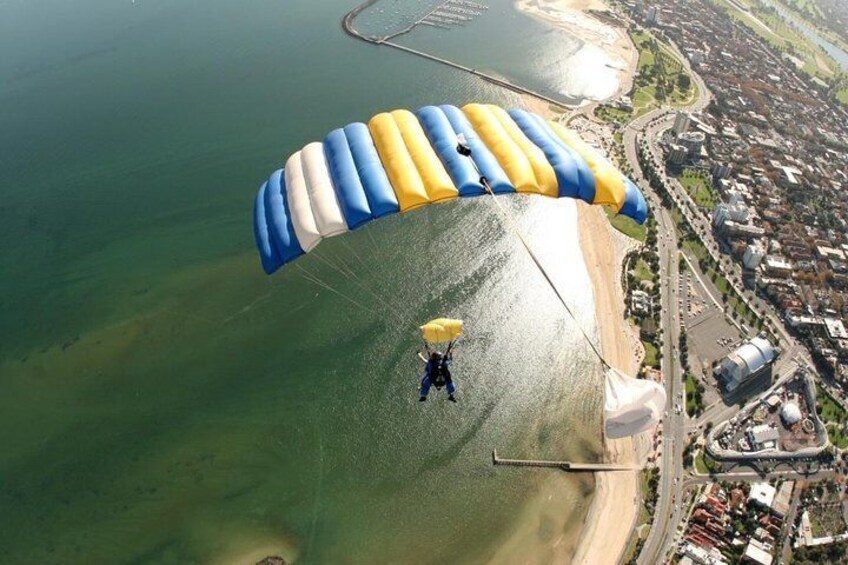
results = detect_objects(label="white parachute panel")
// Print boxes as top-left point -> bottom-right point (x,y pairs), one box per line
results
604,367 -> 666,439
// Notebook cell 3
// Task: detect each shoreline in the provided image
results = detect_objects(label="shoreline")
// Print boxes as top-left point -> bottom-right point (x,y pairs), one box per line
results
516,0 -> 638,105
572,204 -> 642,565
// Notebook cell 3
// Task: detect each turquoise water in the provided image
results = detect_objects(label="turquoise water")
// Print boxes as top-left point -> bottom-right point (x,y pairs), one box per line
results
1,0 -> 606,562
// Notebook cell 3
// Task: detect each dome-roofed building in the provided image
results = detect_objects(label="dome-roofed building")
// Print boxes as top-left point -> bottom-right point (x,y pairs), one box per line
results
715,336 -> 778,392
780,401 -> 802,427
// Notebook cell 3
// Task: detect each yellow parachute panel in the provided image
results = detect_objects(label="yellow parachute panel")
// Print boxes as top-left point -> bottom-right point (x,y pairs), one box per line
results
368,112 -> 431,211
461,103 -> 540,194
547,121 -> 626,211
420,318 -> 463,343
487,105 -> 558,197
391,110 -> 458,203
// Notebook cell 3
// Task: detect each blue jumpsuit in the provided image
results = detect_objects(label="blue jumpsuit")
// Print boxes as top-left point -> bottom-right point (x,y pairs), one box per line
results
420,355 -> 455,399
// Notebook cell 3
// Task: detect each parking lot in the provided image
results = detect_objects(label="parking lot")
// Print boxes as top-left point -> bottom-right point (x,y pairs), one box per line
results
679,266 -> 744,374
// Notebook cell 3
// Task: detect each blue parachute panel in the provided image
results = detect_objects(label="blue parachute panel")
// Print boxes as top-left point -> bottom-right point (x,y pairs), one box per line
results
529,113 -> 597,203
509,109 -> 590,202
416,105 -> 484,196
264,169 -> 305,266
254,181 -> 283,274
343,122 -> 399,218
620,177 -> 649,224
439,104 -> 514,194
324,128 -> 373,230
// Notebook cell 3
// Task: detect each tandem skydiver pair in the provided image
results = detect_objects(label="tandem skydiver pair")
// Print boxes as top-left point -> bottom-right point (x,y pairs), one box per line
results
418,318 -> 462,403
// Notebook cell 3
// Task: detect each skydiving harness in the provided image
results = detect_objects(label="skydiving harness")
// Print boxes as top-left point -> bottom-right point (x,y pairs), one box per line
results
456,135 -> 612,371
422,340 -> 454,388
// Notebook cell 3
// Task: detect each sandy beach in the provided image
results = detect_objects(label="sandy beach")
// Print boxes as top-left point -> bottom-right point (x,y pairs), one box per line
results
571,204 -> 643,565
516,0 -> 638,103
485,203 -> 645,565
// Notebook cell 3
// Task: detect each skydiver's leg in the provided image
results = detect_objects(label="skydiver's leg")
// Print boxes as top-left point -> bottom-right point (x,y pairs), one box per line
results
419,376 -> 432,401
446,377 -> 456,402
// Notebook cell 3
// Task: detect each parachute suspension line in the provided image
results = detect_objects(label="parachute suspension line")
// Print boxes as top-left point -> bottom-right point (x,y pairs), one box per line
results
480,180 -> 611,370
294,264 -> 372,313
310,249 -> 408,326
338,238 -> 369,271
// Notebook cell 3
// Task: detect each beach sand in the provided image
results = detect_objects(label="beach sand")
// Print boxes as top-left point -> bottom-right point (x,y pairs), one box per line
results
516,0 -> 638,104
485,204 -> 643,565
571,204 -> 642,565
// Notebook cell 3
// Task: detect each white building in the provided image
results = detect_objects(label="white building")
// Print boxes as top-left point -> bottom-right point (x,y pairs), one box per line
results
749,482 -> 777,508
744,538 -> 774,565
761,255 -> 793,278
673,111 -> 691,136
716,336 -> 778,391
824,318 -> 848,340
748,424 -> 780,450
743,244 -> 765,269
780,402 -> 802,427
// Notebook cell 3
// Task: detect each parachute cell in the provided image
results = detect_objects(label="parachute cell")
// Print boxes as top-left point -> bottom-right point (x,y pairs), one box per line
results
421,318 -> 463,343
253,104 -> 649,275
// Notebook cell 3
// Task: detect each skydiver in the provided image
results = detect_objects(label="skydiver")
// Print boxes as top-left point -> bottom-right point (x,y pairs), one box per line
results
419,350 -> 456,403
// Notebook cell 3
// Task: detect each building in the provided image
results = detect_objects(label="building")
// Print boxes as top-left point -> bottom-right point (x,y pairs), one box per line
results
749,482 -> 777,509
680,541 -> 728,565
743,244 -> 765,269
631,289 -> 652,313
761,256 -> 793,278
679,131 -> 705,158
673,111 -> 691,136
823,318 -> 848,340
743,538 -> 774,565
646,5 -> 659,25
780,402 -> 802,427
713,203 -> 751,227
748,424 -> 780,450
668,143 -> 689,165
715,336 -> 778,391
771,481 -> 794,518
711,162 -> 732,180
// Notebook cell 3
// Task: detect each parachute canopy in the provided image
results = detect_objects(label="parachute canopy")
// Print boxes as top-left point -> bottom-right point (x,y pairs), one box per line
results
420,318 -> 463,343
253,103 -> 649,274
604,368 -> 666,439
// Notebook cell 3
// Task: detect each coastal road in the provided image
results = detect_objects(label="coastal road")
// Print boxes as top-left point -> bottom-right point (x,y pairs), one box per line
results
626,45 -> 711,565
635,196 -> 688,565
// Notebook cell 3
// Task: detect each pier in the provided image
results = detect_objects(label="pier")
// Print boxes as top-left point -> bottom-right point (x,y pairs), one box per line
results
492,449 -> 638,472
342,0 -> 574,109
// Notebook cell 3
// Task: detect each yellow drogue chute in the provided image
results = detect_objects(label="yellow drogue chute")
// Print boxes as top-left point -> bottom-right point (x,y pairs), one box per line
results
420,318 -> 463,344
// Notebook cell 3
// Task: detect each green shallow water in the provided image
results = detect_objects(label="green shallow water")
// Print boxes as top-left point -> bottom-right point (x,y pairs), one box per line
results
1,0 -> 607,562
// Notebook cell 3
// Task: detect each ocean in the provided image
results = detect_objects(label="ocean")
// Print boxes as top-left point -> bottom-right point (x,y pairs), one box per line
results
0,0 -> 609,562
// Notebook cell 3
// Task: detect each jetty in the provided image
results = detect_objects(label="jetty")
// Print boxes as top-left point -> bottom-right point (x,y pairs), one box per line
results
492,449 -> 638,472
342,0 -> 573,109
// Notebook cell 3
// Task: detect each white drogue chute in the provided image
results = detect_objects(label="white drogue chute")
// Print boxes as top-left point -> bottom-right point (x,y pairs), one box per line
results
604,368 -> 666,439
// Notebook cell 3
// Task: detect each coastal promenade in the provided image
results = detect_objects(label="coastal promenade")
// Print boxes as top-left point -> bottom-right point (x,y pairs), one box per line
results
342,0 -> 574,108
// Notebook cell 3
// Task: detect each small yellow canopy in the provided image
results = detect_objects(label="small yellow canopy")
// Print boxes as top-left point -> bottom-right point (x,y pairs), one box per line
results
420,318 -> 463,343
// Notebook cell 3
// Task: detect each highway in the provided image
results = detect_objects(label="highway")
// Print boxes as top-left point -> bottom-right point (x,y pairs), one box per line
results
625,45 -> 710,565
624,40 -> 834,562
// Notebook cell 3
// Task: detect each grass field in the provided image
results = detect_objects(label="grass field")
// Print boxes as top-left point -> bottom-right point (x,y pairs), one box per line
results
817,385 -> 848,424
826,423 -> 848,449
679,170 -> 718,208
634,258 -> 657,284
694,451 -> 719,474
643,340 -> 659,367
